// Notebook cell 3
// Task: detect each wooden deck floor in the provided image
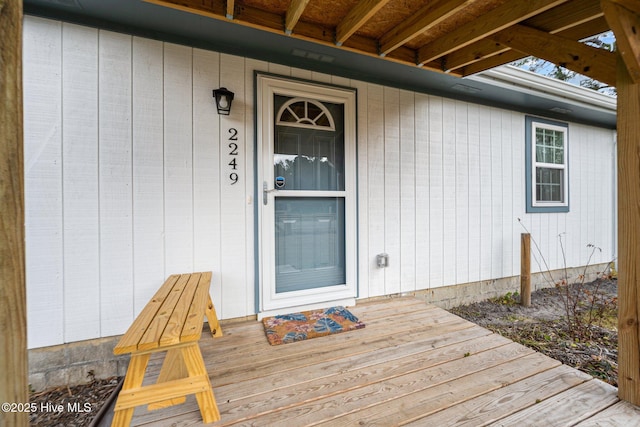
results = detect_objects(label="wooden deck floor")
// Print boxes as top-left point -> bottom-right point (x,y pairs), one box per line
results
127,297 -> 640,426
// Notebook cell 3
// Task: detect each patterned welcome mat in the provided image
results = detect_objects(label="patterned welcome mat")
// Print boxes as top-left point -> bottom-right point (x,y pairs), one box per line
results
262,306 -> 365,345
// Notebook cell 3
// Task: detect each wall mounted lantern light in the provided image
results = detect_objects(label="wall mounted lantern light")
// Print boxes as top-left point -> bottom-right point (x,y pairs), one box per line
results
212,87 -> 234,115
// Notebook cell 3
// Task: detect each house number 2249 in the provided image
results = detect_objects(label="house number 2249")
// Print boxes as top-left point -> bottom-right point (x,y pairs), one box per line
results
228,128 -> 239,185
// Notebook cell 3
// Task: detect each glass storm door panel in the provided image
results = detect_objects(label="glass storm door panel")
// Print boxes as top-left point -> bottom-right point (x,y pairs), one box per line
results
273,96 -> 346,294
275,197 -> 345,293
257,74 -> 357,313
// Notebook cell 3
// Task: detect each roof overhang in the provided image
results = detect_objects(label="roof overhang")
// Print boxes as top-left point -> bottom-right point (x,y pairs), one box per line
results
24,0 -> 616,128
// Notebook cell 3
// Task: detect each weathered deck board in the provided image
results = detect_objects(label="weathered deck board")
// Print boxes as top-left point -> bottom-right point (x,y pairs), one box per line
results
489,380 -> 620,427
216,323 -> 491,399
217,336 -> 517,424
133,324 -> 495,425
416,364 -> 593,426
147,304 -> 462,379
318,352 -> 559,427
126,297 -> 633,426
574,400 -> 640,426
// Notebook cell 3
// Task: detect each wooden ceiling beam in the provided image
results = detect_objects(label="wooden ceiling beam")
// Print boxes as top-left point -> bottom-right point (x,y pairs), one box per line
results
606,0 -> 640,15
445,0 -> 604,72
461,16 -> 611,76
335,0 -> 391,46
602,0 -> 640,82
526,0 -> 604,32
226,0 -> 234,19
461,47 -> 531,76
443,42 -> 509,73
490,24 -> 616,86
416,0 -> 568,66
285,0 -> 311,35
145,0 -> 226,21
149,0 -> 616,86
378,0 -> 473,56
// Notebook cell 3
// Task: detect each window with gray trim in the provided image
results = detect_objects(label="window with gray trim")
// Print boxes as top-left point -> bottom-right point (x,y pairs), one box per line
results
525,116 -> 569,213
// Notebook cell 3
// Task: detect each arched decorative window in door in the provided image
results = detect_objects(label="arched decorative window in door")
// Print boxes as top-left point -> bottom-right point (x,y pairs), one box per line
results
276,97 -> 336,131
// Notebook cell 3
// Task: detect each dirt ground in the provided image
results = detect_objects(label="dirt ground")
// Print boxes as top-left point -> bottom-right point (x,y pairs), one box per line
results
28,376 -> 121,426
450,278 -> 618,386
28,278 -> 618,426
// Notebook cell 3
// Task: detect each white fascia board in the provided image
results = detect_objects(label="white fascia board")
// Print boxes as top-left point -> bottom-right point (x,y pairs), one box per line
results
468,65 -> 616,115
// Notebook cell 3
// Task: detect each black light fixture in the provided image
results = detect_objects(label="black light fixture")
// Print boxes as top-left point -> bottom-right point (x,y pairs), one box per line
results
212,87 -> 234,115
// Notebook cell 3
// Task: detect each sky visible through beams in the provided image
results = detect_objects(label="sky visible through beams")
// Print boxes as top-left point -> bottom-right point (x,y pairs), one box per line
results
511,31 -> 617,97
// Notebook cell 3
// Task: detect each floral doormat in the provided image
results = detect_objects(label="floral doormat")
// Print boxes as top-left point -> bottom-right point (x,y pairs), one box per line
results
262,306 -> 365,345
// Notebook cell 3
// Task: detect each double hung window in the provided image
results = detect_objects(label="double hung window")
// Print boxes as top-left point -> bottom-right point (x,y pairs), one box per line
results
526,116 -> 569,212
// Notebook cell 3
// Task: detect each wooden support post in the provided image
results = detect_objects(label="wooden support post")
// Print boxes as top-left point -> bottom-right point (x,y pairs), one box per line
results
616,54 -> 640,406
520,233 -> 531,307
0,0 -> 28,426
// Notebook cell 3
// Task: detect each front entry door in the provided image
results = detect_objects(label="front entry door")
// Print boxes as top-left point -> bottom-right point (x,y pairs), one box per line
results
257,75 -> 357,315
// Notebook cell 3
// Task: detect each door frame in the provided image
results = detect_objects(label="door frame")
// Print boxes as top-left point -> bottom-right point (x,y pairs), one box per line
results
255,73 -> 358,317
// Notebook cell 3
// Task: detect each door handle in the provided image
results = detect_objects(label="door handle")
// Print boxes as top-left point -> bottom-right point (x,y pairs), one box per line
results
263,181 -> 277,205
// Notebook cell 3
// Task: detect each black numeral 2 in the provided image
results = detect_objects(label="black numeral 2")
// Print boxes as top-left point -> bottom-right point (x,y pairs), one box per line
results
228,128 -> 239,184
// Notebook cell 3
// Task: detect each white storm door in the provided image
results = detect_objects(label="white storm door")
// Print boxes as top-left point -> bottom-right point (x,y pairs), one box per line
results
257,75 -> 357,313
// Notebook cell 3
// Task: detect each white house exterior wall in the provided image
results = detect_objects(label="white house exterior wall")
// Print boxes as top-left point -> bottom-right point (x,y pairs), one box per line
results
23,17 -> 616,349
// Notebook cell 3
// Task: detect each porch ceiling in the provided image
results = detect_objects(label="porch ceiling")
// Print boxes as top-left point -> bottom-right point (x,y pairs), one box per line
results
24,0 -> 618,127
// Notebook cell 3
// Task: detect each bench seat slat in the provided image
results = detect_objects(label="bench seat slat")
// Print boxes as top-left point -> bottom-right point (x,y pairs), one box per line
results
159,273 -> 202,346
114,275 -> 180,355
181,272 -> 212,342
137,274 -> 191,351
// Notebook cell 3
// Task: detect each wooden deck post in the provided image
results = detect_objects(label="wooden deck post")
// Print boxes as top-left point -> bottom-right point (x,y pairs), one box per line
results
616,54 -> 640,406
520,233 -> 531,307
0,0 -> 28,426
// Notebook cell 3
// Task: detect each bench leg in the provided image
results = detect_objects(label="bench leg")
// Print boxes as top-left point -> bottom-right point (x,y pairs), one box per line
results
112,344 -> 219,425
111,353 -> 150,427
182,343 -> 220,423
148,348 -> 187,410
205,294 -> 223,338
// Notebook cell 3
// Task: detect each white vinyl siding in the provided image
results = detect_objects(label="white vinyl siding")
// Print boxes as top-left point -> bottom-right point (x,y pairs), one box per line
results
61,23 -> 100,342
24,17 -> 65,347
23,16 -> 617,348
98,30 -> 134,338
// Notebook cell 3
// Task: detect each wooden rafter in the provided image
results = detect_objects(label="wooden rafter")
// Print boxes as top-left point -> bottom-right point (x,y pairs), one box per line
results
285,0 -> 311,35
607,0 -> 640,15
145,0 -> 226,23
335,0 -> 391,46
490,24 -> 616,86
147,0 -> 619,80
444,0 -> 603,72
602,0 -> 640,82
417,0 -> 568,66
378,0 -> 473,56
226,0 -> 234,19
145,0 -> 425,69
529,0 -> 604,32
462,17 -> 611,76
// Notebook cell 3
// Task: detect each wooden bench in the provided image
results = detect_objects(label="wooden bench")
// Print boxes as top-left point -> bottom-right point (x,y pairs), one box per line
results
111,272 -> 223,426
